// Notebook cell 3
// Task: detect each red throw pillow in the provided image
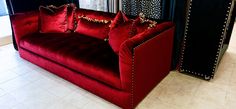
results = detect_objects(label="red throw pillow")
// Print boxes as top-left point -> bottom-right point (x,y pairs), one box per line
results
133,16 -> 150,33
67,3 -> 77,31
108,21 -> 137,54
75,17 -> 110,39
110,11 -> 129,30
39,5 -> 68,33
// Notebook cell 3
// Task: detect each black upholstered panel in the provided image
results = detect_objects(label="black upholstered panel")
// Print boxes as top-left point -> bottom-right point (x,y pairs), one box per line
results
180,0 -> 235,80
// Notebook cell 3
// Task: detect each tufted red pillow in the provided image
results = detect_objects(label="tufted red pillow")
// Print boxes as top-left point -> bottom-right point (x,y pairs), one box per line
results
39,5 -> 68,33
75,17 -> 110,39
108,20 -> 137,54
110,11 -> 129,30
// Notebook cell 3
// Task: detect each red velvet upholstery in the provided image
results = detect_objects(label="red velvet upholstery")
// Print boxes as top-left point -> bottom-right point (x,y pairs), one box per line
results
67,3 -> 77,31
75,18 -> 110,39
126,22 -> 174,48
119,25 -> 175,107
108,21 -> 137,54
110,11 -> 129,30
10,11 -> 39,48
74,8 -> 116,40
133,27 -> 175,106
19,48 -> 132,109
119,22 -> 175,92
11,8 -> 175,109
39,5 -> 68,33
20,33 -> 121,89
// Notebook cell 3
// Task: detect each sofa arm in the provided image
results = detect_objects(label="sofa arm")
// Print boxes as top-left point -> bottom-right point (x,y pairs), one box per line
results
119,22 -> 175,107
10,11 -> 39,48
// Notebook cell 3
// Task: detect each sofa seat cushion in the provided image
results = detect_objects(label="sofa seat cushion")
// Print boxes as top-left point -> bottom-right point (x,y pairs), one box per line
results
19,33 -> 121,89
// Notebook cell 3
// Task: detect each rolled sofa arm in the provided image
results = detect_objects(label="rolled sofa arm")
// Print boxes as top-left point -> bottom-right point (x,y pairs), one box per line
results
119,22 -> 175,107
10,11 -> 39,48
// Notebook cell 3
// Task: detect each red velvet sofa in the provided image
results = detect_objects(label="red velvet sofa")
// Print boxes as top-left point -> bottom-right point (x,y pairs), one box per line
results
10,6 -> 175,109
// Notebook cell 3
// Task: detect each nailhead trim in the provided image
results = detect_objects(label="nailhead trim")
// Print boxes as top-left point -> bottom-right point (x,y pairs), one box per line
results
131,50 -> 135,108
130,27 -> 172,108
179,0 -> 193,70
179,0 -> 233,79
180,68 -> 211,80
134,27 -> 167,49
211,1 -> 234,74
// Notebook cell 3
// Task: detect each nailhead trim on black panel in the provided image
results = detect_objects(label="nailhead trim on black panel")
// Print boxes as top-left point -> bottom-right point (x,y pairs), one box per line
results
179,0 -> 193,73
212,1 -> 234,74
179,0 -> 234,80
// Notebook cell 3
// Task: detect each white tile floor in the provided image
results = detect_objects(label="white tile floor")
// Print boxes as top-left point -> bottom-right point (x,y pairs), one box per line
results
0,24 -> 235,109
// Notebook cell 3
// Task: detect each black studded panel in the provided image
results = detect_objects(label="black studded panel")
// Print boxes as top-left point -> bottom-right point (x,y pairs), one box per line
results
179,0 -> 235,80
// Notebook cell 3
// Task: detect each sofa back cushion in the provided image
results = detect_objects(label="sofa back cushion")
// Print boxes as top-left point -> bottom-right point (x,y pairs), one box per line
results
39,5 -> 68,33
67,3 -> 77,32
76,9 -> 115,21
75,16 -> 111,40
